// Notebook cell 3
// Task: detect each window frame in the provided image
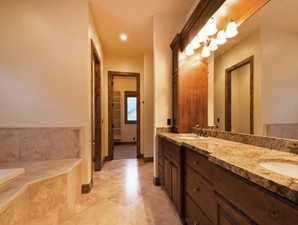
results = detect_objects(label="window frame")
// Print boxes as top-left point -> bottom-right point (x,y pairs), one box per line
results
124,91 -> 137,124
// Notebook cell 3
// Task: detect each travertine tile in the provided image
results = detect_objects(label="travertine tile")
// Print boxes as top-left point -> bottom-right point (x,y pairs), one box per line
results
0,130 -> 19,162
28,174 -> 67,221
59,160 -> 181,225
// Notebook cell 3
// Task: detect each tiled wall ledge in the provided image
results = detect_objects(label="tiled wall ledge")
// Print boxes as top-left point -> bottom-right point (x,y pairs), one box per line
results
0,159 -> 82,225
0,127 -> 83,162
192,128 -> 298,154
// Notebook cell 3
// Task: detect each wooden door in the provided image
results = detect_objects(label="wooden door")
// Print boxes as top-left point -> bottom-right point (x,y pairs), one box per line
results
94,63 -> 101,171
91,40 -> 102,172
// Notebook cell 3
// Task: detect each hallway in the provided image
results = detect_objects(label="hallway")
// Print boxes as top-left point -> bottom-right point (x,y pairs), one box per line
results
60,160 -> 181,225
113,144 -> 137,160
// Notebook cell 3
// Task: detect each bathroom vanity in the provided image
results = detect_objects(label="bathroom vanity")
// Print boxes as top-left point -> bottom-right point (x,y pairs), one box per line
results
157,133 -> 298,225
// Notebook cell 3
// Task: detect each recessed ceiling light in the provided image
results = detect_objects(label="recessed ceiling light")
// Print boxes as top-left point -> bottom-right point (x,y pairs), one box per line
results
120,33 -> 128,41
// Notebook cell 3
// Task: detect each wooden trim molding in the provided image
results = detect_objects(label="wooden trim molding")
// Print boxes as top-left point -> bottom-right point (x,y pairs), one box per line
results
81,182 -> 93,194
225,56 -> 254,134
153,177 -> 161,186
143,157 -> 154,163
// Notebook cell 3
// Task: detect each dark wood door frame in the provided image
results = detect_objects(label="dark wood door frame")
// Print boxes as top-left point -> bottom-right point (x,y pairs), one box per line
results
225,56 -> 254,134
108,71 -> 141,160
91,40 -> 102,173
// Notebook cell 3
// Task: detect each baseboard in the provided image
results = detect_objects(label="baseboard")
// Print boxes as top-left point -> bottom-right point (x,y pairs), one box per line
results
143,157 -> 154,163
81,182 -> 93,194
153,177 -> 161,186
104,155 -> 113,162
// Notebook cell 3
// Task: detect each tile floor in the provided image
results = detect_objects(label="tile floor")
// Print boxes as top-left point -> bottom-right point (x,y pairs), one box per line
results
113,144 -> 137,160
60,159 -> 182,225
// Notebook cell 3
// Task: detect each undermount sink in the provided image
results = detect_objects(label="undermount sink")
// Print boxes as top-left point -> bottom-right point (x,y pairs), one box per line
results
259,161 -> 298,179
177,135 -> 206,140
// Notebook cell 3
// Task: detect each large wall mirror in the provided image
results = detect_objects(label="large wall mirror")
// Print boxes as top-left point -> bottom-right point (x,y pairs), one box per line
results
209,0 -> 298,139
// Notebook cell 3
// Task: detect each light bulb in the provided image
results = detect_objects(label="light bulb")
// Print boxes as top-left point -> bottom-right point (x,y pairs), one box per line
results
209,38 -> 218,51
201,45 -> 210,58
205,17 -> 217,36
185,45 -> 194,56
197,31 -> 208,43
179,53 -> 185,61
190,36 -> 201,49
216,30 -> 227,45
226,21 -> 238,38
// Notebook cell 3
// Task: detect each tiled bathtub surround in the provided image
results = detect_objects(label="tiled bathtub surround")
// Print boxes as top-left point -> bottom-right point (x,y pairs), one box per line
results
0,159 -> 82,225
192,128 -> 298,154
0,127 -> 83,162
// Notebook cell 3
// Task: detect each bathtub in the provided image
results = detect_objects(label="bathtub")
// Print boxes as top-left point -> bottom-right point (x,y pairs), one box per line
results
0,168 -> 25,186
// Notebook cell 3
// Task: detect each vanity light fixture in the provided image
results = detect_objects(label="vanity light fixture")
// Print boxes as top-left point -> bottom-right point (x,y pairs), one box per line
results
205,17 -> 218,36
185,45 -> 194,56
179,52 -> 185,61
201,45 -> 211,58
190,36 -> 201,50
209,38 -> 218,51
225,21 -> 238,38
216,30 -> 227,45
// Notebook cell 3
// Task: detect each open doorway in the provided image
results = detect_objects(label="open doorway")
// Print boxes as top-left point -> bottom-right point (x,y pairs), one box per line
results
108,71 -> 141,160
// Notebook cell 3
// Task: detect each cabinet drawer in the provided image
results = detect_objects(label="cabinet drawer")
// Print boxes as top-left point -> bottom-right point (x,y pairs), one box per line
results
216,193 -> 256,225
184,148 -> 214,182
185,166 -> 216,223
185,194 -> 213,225
214,166 -> 298,225
163,140 -> 181,164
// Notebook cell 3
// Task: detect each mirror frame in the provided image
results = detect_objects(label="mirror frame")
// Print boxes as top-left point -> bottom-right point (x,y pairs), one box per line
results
225,56 -> 254,134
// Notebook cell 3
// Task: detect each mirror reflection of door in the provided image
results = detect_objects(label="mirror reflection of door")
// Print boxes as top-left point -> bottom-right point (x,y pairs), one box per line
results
225,56 -> 254,134
231,64 -> 251,134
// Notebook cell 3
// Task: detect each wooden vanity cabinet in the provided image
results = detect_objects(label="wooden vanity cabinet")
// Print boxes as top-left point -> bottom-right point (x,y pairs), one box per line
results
159,138 -> 182,215
158,137 -> 298,225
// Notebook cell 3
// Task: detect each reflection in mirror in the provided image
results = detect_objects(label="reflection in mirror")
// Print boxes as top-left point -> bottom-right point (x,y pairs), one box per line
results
209,0 -> 298,139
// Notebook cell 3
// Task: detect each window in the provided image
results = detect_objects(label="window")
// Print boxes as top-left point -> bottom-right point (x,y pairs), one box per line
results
125,91 -> 137,124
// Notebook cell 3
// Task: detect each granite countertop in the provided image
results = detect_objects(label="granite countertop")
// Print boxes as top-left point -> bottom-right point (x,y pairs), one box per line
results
158,132 -> 298,204
0,159 -> 82,210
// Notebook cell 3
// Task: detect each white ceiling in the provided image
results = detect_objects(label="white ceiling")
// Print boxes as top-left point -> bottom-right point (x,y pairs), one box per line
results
90,0 -> 196,57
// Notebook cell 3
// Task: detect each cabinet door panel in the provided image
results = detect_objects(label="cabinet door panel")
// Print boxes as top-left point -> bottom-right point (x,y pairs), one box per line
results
164,158 -> 172,198
171,163 -> 181,212
216,193 -> 256,225
185,166 -> 216,223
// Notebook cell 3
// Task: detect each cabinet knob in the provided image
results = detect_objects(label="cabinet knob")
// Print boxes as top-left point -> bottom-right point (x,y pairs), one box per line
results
193,187 -> 201,192
194,222 -> 200,225
268,208 -> 279,220
193,160 -> 200,165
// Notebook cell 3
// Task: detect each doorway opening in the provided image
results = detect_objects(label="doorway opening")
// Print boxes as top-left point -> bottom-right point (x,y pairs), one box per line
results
91,40 -> 102,176
108,71 -> 141,160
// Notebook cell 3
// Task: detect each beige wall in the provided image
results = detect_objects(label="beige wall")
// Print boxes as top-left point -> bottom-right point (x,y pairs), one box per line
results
0,0 -> 104,185
143,52 -> 155,158
213,31 -> 263,134
231,64 -> 251,133
113,77 -> 137,142
260,29 -> 298,128
153,13 -> 186,128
